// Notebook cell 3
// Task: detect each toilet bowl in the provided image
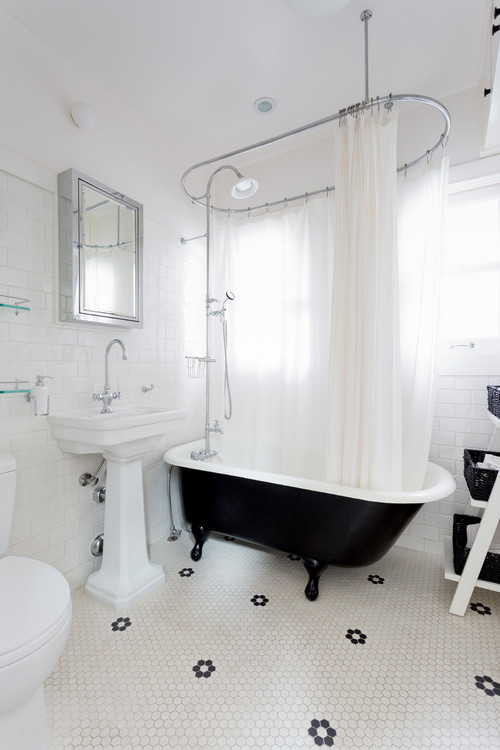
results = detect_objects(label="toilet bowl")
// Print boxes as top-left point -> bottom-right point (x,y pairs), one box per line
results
0,453 -> 72,750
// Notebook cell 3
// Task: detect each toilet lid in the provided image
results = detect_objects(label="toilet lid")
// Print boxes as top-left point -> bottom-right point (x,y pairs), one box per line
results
0,556 -> 71,667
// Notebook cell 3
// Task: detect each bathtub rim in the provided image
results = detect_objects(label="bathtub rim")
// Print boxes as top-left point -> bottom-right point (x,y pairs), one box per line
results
163,439 -> 456,505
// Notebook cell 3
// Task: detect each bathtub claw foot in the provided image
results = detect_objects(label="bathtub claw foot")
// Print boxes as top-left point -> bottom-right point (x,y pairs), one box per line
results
190,524 -> 211,561
302,557 -> 327,601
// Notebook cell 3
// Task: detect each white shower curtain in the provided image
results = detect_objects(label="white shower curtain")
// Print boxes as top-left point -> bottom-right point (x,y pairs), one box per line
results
328,109 -> 401,490
212,195 -> 335,479
212,112 -> 448,491
398,157 -> 449,490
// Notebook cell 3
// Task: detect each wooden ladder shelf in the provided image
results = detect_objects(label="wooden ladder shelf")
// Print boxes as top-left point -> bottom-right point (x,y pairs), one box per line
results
445,411 -> 500,616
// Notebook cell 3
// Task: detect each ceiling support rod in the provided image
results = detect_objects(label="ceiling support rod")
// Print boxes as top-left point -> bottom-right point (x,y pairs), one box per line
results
361,9 -> 373,104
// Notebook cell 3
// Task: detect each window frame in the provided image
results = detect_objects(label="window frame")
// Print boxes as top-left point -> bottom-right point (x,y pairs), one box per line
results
440,157 -> 500,356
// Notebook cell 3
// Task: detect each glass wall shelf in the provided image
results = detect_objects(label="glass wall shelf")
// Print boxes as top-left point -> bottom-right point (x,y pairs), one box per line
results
0,380 -> 30,394
0,294 -> 31,313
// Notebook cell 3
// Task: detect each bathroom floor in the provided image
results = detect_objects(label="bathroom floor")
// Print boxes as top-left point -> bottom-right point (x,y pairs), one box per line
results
46,532 -> 500,749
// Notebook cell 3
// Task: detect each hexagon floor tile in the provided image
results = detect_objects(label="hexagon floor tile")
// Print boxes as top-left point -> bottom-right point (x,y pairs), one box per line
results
45,531 -> 500,749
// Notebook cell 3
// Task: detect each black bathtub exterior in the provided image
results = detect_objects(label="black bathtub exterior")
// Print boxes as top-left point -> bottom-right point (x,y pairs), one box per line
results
177,466 -> 423,600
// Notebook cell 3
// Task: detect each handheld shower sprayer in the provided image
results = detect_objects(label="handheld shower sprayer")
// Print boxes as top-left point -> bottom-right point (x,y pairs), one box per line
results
209,291 -> 235,318
222,290 -> 235,313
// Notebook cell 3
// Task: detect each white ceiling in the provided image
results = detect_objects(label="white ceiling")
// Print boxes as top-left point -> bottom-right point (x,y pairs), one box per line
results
0,0 -> 490,163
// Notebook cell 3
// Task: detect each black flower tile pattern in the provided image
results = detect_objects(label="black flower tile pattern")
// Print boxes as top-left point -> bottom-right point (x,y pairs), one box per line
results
470,602 -> 492,615
308,719 -> 336,746
178,567 -> 195,577
474,675 -> 500,696
368,574 -> 385,584
251,594 -> 269,606
345,628 -> 367,644
45,536 -> 500,749
193,660 -> 216,679
287,554 -> 301,561
111,617 -> 131,632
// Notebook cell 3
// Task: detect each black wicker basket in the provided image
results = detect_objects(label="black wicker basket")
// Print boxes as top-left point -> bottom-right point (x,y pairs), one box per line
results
452,514 -> 500,584
463,449 -> 500,501
487,385 -> 500,419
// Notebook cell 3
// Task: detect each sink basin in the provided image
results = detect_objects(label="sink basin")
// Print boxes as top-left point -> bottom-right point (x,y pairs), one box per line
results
48,406 -> 187,458
47,405 -> 187,608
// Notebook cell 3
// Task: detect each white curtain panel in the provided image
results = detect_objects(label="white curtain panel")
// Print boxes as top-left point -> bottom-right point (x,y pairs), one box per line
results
213,196 -> 335,479
328,109 -> 401,490
397,156 -> 449,490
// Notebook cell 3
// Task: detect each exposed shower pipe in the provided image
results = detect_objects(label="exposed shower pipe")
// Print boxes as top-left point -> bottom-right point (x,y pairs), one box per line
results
180,10 -> 451,216
185,167 -> 257,461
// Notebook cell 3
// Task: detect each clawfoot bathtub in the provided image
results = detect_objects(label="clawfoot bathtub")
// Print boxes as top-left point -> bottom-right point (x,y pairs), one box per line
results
164,440 -> 455,600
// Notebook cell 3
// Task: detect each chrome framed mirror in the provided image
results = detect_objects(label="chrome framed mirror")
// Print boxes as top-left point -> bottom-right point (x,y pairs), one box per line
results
58,168 -> 143,328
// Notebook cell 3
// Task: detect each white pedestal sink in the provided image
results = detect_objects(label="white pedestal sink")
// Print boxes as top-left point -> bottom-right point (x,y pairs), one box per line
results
48,406 -> 186,608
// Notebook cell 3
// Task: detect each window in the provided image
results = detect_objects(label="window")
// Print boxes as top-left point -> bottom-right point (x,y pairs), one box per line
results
440,182 -> 500,345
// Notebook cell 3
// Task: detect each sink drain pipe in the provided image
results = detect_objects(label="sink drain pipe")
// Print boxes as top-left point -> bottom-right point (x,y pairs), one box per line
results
91,533 -> 104,557
80,457 -> 106,487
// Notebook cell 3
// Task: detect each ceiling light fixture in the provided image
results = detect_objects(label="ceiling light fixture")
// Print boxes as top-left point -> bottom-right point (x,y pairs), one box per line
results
284,0 -> 351,18
70,102 -> 97,130
254,97 -> 277,114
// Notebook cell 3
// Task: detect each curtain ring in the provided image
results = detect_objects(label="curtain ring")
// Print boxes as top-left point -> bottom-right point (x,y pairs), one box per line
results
248,207 -> 251,218
404,164 -> 408,178
266,202 -> 269,213
305,192 -> 309,203
284,197 -> 288,209
325,186 -> 329,198
426,150 -> 432,165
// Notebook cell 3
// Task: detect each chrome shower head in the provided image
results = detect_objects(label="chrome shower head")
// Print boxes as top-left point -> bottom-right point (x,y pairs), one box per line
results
231,176 -> 259,199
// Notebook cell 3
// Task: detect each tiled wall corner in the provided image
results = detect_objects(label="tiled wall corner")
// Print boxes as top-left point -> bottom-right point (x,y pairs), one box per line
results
397,372 -> 496,555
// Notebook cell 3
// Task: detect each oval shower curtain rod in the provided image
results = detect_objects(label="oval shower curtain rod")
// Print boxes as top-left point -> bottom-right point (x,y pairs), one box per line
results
181,10 -> 451,215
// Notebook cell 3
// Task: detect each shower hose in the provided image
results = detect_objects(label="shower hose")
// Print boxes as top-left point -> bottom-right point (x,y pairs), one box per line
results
222,319 -> 232,420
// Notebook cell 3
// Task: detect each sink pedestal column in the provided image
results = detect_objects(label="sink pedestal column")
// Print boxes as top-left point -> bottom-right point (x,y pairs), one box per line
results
85,454 -> 165,608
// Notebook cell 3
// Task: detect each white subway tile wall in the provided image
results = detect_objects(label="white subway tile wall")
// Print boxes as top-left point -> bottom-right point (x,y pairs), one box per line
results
0,168 -> 206,588
1,167 -> 493,588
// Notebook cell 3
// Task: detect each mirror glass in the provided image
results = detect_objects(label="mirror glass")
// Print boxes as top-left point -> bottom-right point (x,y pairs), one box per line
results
58,169 -> 143,327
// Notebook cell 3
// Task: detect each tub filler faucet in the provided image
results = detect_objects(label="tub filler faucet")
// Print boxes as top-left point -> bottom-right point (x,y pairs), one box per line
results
206,419 -> 223,436
93,338 -> 128,413
190,421 -> 223,461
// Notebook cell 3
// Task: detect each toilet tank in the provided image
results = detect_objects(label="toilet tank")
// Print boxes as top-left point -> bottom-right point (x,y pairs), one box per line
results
0,454 -> 16,556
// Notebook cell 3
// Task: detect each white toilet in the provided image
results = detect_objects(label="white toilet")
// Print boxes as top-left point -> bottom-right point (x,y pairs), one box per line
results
0,453 -> 72,750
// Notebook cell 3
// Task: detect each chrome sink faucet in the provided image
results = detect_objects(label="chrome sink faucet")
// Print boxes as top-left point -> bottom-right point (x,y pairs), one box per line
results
93,339 -> 128,413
